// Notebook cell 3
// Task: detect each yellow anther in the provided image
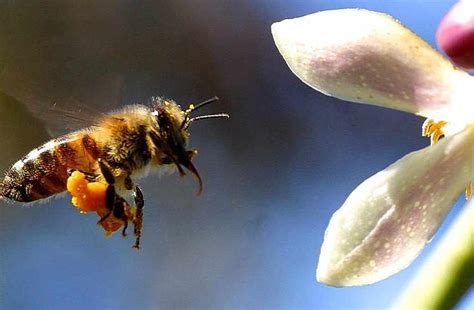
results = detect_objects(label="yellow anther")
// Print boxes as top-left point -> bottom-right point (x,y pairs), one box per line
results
422,119 -> 472,200
422,119 -> 447,145
430,130 -> 444,145
466,182 -> 472,200
422,119 -> 434,137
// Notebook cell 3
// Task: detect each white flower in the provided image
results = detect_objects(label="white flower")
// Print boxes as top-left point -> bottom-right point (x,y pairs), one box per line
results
271,9 -> 474,286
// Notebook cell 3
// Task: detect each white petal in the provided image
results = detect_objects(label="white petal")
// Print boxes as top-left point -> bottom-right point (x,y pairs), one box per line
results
272,9 -> 474,124
317,125 -> 474,286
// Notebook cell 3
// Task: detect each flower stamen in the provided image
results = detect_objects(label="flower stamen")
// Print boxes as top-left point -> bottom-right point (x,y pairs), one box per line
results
422,119 -> 447,145
422,119 -> 472,200
466,182 -> 472,200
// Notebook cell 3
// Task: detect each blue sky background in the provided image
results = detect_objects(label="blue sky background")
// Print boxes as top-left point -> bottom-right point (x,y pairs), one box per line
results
0,0 -> 472,309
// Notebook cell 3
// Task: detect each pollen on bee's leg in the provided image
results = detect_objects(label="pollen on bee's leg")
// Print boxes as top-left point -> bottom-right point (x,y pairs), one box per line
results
71,196 -> 79,208
466,182 -> 472,200
66,171 -> 107,213
422,119 -> 447,145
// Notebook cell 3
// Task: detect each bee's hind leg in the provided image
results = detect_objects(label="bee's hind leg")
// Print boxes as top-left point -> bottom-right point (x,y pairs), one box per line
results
132,185 -> 144,249
97,158 -> 116,224
97,162 -> 144,248
66,168 -> 96,182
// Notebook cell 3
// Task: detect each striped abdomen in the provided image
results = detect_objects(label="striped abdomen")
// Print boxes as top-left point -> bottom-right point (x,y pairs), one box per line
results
0,133 -> 100,202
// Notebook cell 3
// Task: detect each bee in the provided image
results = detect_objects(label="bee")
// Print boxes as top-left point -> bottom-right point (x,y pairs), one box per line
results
0,96 -> 228,248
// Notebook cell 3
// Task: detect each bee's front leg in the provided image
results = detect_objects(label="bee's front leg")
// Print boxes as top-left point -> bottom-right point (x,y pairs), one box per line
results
123,175 -> 145,249
132,185 -> 144,249
112,196 -> 130,237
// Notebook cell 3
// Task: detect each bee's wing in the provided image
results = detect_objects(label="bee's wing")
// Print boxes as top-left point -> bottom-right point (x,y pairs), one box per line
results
40,97 -> 108,136
0,70 -> 124,136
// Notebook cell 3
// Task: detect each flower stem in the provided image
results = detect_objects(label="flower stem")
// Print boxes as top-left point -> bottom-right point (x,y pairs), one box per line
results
395,202 -> 474,309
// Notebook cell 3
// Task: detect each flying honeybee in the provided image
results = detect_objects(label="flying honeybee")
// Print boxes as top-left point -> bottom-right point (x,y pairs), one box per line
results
0,96 -> 229,248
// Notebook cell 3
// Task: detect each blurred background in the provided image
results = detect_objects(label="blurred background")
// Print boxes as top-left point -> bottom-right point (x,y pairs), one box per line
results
0,0 -> 472,309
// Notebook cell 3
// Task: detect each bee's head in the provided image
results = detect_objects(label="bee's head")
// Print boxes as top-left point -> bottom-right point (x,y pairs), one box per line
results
150,96 -> 229,194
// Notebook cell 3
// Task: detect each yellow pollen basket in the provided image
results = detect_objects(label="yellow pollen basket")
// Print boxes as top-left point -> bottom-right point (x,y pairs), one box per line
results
66,171 -> 133,234
66,171 -> 107,213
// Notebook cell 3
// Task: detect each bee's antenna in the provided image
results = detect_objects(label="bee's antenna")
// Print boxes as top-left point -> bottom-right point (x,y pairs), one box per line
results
189,113 -> 229,122
182,96 -> 224,129
190,96 -> 220,112
184,113 -> 229,129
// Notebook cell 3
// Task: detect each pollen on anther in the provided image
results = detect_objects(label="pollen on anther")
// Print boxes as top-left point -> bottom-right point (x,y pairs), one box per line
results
466,182 -> 472,200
